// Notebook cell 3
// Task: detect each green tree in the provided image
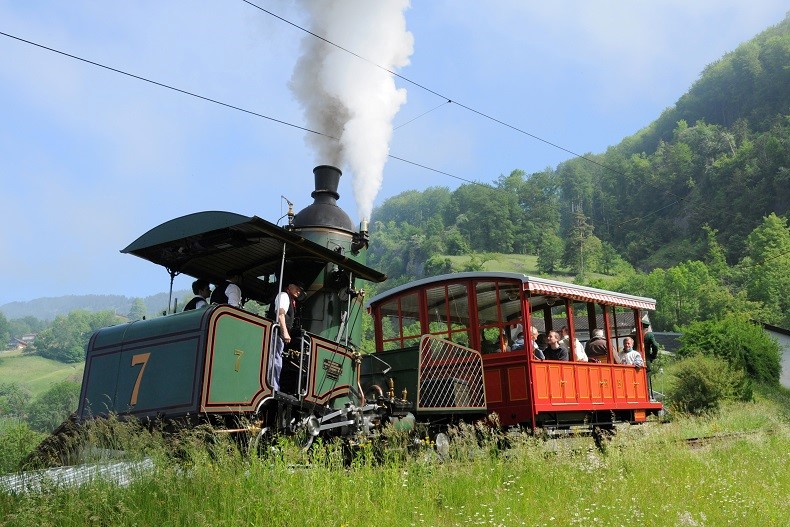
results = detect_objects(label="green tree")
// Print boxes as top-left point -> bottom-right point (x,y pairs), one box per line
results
0,383 -> 32,419
424,256 -> 454,276
26,381 -> 81,433
128,298 -> 147,321
33,310 -> 122,363
701,224 -> 729,280
0,419 -> 44,474
519,169 -> 561,254
537,232 -> 564,274
678,314 -> 780,385
736,213 -> 790,327
666,354 -> 752,416
0,312 -> 10,350
562,207 -> 595,276
448,184 -> 518,253
8,316 -> 47,339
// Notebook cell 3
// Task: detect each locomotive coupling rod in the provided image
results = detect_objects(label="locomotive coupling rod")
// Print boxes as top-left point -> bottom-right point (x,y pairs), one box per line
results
316,419 -> 357,432
214,426 -> 261,434
318,404 -> 377,424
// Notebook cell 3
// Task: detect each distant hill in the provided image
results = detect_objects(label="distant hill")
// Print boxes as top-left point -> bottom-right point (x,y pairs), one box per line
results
0,291 -> 190,321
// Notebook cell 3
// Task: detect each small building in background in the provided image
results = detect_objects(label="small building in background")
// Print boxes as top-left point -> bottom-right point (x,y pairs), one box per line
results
763,324 -> 790,389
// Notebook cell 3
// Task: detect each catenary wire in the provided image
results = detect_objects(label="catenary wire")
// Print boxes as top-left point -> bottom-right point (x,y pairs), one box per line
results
0,29 -> 486,188
239,1 -> 713,230
0,28 -> 748,233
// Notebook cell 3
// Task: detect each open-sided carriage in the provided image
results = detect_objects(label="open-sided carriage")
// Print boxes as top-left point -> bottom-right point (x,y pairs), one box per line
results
362,272 -> 662,433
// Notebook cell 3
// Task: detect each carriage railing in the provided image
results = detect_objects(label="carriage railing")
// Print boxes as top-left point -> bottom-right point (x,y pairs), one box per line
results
417,335 -> 486,411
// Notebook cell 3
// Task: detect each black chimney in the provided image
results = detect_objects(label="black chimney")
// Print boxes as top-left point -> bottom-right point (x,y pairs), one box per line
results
292,165 -> 355,232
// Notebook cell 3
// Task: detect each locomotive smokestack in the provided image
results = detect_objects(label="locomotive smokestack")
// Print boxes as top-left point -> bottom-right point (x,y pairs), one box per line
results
292,165 -> 355,233
312,165 -> 341,202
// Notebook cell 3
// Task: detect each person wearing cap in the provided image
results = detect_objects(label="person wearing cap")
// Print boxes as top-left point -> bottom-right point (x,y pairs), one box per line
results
183,279 -> 211,311
271,281 -> 304,392
585,328 -> 609,360
210,270 -> 243,307
642,318 -> 660,365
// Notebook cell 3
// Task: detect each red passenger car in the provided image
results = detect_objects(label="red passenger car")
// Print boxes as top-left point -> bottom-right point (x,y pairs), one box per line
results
362,272 -> 662,432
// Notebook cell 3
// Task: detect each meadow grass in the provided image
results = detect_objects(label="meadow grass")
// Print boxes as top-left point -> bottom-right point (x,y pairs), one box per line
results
1,399 -> 788,527
0,351 -> 83,398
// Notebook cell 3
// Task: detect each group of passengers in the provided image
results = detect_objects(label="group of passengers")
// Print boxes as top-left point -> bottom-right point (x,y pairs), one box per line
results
182,270 -> 243,311
491,324 -> 646,369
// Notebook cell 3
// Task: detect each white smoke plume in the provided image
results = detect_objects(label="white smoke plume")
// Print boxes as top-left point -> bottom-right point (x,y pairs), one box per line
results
289,0 -> 414,222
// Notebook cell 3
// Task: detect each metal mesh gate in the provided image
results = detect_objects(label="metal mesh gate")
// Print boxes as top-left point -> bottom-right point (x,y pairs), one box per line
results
417,335 -> 486,411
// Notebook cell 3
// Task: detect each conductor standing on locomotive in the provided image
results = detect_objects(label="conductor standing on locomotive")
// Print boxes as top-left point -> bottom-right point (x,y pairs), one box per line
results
271,281 -> 305,392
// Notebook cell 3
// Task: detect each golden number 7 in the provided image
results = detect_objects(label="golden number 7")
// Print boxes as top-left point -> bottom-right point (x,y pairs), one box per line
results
130,353 -> 151,406
234,349 -> 244,372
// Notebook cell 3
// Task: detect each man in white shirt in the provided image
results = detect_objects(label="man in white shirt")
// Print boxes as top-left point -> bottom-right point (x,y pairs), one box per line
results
618,337 -> 644,368
271,281 -> 305,392
210,270 -> 243,307
183,279 -> 211,311
560,326 -> 588,362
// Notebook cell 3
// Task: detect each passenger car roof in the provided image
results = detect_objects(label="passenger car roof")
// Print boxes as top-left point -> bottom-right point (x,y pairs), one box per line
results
122,211 -> 386,302
366,271 -> 656,311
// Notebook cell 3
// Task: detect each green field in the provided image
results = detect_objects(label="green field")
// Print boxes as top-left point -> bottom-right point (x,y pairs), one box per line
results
1,391 -> 788,526
0,350 -> 83,396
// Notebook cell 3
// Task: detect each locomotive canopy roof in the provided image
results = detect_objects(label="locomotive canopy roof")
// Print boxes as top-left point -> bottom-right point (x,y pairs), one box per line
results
366,272 -> 656,311
122,211 -> 386,303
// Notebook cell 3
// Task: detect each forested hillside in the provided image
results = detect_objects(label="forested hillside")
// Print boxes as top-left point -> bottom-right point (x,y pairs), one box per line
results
370,16 -> 790,304
368,15 -> 789,329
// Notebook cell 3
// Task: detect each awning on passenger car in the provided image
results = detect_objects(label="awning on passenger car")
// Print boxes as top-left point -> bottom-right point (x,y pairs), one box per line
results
525,277 -> 656,311
122,211 -> 386,302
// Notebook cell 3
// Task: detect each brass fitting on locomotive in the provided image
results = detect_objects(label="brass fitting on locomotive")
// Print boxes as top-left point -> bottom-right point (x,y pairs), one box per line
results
351,219 -> 369,254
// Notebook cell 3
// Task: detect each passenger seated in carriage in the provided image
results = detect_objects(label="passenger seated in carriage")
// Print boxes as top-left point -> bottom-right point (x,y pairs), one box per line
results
511,332 -> 525,351
585,328 -> 609,361
543,330 -> 569,361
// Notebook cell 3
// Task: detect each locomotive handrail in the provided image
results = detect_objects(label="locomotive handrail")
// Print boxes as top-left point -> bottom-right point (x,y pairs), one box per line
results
298,333 -> 312,398
269,322 -> 281,391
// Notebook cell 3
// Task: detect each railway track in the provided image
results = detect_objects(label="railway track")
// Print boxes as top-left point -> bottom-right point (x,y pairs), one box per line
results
684,430 -> 765,449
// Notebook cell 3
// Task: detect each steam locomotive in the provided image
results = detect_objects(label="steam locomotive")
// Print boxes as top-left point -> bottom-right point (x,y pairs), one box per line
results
74,164 -> 661,452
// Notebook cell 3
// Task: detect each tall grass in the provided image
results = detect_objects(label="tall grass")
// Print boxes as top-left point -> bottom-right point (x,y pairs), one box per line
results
1,398 -> 788,527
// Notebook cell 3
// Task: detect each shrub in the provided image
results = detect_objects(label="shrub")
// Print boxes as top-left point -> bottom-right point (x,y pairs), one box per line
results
678,314 -> 780,385
0,418 -> 44,473
26,381 -> 81,433
666,354 -> 752,415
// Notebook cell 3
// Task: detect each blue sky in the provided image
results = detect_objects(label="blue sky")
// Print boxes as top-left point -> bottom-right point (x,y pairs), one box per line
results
0,1 -> 787,306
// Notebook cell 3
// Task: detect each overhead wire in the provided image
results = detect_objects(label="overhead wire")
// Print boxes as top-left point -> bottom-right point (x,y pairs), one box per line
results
394,99 -> 452,130
238,0 -> 707,230
2,25 -> 783,277
0,30 -> 339,143
0,29 -> 486,188
0,20 -> 761,235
